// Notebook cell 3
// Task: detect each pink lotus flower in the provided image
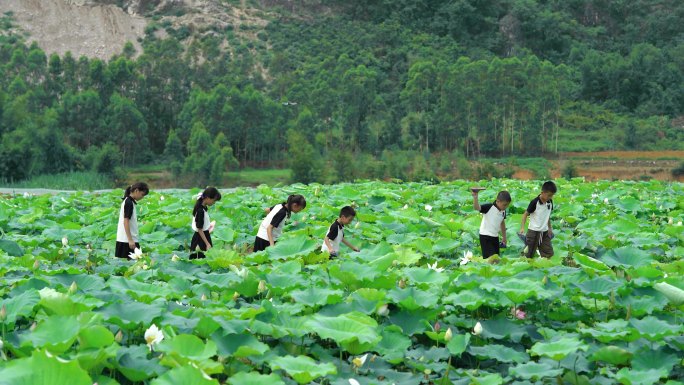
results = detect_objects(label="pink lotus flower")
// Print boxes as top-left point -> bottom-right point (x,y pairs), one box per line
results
511,307 -> 526,320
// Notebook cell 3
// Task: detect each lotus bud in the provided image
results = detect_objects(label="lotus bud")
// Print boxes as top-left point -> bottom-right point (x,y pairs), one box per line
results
398,278 -> 407,289
61,237 -> 68,248
626,305 -> 632,320
201,294 -> 207,301
115,330 -> 123,343
33,259 -> 40,269
258,280 -> 267,294
352,353 -> 368,368
30,322 -> 37,331
434,321 -> 441,333
171,254 -> 180,262
473,322 -> 483,336
232,292 -> 239,301
68,281 -> 78,295
542,276 -> 548,285
377,304 -> 389,317
444,327 -> 453,342
0,305 -> 6,321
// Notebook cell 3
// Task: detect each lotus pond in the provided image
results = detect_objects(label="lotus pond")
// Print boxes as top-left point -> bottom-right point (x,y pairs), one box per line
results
0,179 -> 683,385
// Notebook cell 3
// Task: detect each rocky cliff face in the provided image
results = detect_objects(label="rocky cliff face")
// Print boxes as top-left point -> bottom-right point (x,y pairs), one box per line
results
0,0 -> 269,60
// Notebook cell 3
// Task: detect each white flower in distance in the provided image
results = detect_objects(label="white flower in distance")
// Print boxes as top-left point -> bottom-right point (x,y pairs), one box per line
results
425,204 -> 433,212
352,353 -> 368,368
144,324 -> 164,351
473,322 -> 483,336
444,327 -> 453,342
258,280 -> 267,294
403,204 -> 408,209
171,254 -> 180,262
349,380 -> 361,385
460,250 -> 473,266
229,265 -> 248,279
604,198 -> 609,204
678,221 -> 683,227
427,262 -> 445,273
61,237 -> 68,248
0,337 -> 3,350
160,195 -> 165,201
377,304 -> 389,317
668,217 -> 673,224
129,248 -> 143,260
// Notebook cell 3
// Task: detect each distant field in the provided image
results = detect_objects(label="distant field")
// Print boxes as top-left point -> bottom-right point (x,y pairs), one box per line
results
562,151 -> 684,160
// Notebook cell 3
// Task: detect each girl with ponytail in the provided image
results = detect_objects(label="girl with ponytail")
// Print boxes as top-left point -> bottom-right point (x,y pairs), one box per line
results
253,194 -> 306,252
115,182 -> 149,259
189,187 -> 222,259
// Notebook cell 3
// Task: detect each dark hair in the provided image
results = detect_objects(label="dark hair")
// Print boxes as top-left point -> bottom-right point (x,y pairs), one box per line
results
194,187 -> 222,216
284,194 -> 306,218
542,181 -> 557,193
123,182 -> 149,200
497,191 -> 512,202
340,206 -> 356,218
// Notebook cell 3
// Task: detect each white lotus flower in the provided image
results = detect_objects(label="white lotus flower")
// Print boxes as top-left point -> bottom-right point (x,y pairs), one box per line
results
144,324 -> 164,351
668,217 -> 673,224
604,198 -> 609,204
352,353 -> 368,368
460,250 -> 473,266
591,193 -> 598,199
45,350 -> 70,363
142,264 -> 149,270
258,280 -> 267,294
403,204 -> 408,209
171,254 -> 180,262
377,304 -> 389,317
678,221 -> 683,227
160,195 -> 165,201
425,204 -> 432,211
23,192 -> 30,198
444,327 -> 453,342
473,322 -> 483,336
349,379 -> 361,385
229,265 -> 248,279
427,262 -> 445,273
61,237 -> 68,247
129,248 -> 143,260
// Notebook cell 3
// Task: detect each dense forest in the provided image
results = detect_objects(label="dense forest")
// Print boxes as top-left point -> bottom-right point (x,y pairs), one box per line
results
0,0 -> 682,184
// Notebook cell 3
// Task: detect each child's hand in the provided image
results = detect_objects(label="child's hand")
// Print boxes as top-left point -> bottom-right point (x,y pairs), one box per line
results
548,230 -> 554,239
353,247 -> 360,252
206,244 -> 212,250
128,241 -> 136,250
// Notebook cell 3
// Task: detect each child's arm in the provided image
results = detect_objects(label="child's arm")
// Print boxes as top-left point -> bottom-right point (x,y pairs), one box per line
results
197,229 -> 212,250
264,207 -> 271,214
324,236 -> 335,253
266,225 -> 276,247
472,191 -> 481,211
519,211 -> 529,234
500,221 -> 507,245
342,238 -> 360,252
123,218 -> 136,249
547,219 -> 553,237
343,238 -> 360,252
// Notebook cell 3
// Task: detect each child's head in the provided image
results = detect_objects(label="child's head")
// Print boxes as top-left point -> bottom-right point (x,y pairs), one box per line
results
194,187 -> 221,215
540,181 -> 557,201
200,187 -> 222,206
496,191 -> 512,210
124,182 -> 149,201
338,206 -> 356,225
286,194 -> 306,215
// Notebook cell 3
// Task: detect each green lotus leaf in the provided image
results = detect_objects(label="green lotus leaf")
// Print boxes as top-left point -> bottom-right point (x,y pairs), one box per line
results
289,286 -> 344,307
509,361 -> 563,380
116,345 -> 168,382
211,332 -> 270,358
269,355 -> 337,384
0,289 -> 39,325
150,365 -> 219,385
445,332 -> 470,356
574,277 -> 623,297
28,315 -> 80,353
615,368 -> 668,385
0,239 -> 24,256
629,316 -> 681,341
307,312 -> 381,347
468,344 -> 529,364
0,350 -> 92,385
529,337 -> 588,361
226,372 -> 285,385
589,346 -> 633,365
601,247 -> 653,269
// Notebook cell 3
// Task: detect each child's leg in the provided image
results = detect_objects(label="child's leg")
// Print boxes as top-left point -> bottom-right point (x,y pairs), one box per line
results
479,234 -> 499,258
524,230 -> 540,258
539,232 -> 554,258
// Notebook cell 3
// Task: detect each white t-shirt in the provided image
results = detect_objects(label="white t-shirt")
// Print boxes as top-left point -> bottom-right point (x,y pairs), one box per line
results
321,220 -> 344,253
478,202 -> 506,237
116,197 -> 138,243
527,195 -> 554,232
256,204 -> 289,241
191,206 -> 211,232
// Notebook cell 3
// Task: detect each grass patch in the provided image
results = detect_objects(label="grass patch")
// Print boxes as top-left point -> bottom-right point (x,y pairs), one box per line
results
0,172 -> 113,190
226,168 -> 291,187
